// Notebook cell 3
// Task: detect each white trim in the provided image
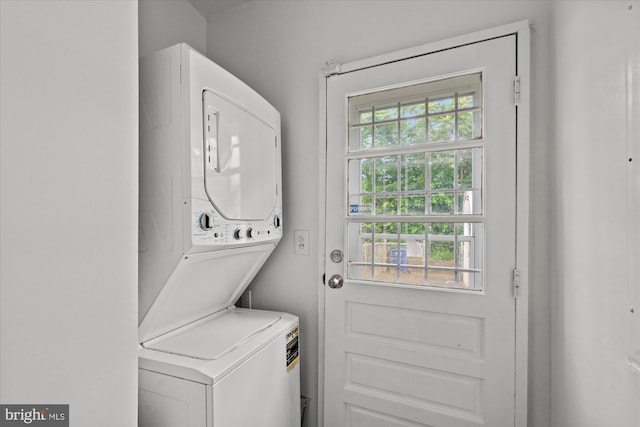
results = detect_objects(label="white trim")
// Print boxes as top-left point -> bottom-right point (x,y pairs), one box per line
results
515,24 -> 531,427
336,20 -> 530,75
318,20 -> 531,427
316,69 -> 328,427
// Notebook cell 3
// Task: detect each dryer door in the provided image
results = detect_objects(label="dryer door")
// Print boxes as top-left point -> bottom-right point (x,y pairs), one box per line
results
203,90 -> 278,220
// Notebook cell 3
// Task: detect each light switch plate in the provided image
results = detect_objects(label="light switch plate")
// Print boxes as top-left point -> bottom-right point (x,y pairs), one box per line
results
294,230 -> 310,255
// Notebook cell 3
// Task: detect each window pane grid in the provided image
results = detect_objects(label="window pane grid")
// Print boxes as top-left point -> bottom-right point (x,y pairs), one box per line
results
350,94 -> 481,150
352,106 -> 481,127
348,147 -> 483,217
347,221 -> 483,290
346,73 -> 483,290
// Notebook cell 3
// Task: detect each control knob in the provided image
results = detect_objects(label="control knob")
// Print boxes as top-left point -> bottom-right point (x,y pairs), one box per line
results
234,228 -> 244,240
199,213 -> 213,231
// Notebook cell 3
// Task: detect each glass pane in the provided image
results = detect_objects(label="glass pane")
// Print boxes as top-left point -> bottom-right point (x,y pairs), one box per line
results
471,110 -> 483,139
429,193 -> 455,214
349,195 -> 363,215
427,268 -> 456,288
401,153 -> 426,191
374,266 -> 394,282
429,222 -> 454,236
457,190 -> 481,215
458,272 -> 481,290
347,223 -> 372,281
404,222 -> 425,235
375,196 -> 397,215
429,151 -> 455,189
428,96 -> 455,113
401,232 -> 425,268
401,195 -> 426,215
400,118 -> 426,145
360,126 -> 373,149
360,109 -> 373,124
374,105 -> 398,121
397,267 -> 426,286
457,111 -> 474,140
348,264 -> 369,281
375,222 -> 398,235
457,240 -> 472,268
359,236 -> 374,263
456,149 -> 474,189
428,113 -> 455,142
374,123 -> 398,147
348,157 -> 374,215
360,158 -> 373,192
428,240 -> 454,266
457,93 -> 476,109
374,156 -> 398,192
349,126 -> 373,151
401,102 -> 426,118
349,195 -> 373,215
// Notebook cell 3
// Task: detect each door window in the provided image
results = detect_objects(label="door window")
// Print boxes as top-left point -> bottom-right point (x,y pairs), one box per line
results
346,72 -> 484,290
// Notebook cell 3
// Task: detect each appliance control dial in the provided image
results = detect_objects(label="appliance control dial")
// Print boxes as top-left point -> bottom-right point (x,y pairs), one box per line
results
199,213 -> 213,231
273,215 -> 281,228
246,228 -> 254,238
234,228 -> 244,240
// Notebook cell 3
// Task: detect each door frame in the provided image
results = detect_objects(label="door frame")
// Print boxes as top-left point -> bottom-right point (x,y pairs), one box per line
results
317,21 -> 530,426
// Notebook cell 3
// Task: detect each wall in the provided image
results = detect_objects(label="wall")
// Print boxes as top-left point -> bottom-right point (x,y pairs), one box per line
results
549,2 -> 640,426
205,2 -> 552,426
139,0 -> 206,58
0,1 -> 138,426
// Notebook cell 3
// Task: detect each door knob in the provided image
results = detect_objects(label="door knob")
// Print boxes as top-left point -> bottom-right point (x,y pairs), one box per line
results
327,274 -> 344,289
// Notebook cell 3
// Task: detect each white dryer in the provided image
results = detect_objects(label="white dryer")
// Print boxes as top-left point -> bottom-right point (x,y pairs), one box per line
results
138,44 -> 300,427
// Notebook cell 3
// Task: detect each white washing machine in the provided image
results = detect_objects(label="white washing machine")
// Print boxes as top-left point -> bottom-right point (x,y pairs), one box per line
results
138,44 -> 300,427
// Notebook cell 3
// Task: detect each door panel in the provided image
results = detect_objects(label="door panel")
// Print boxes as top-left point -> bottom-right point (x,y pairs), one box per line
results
324,35 -> 517,426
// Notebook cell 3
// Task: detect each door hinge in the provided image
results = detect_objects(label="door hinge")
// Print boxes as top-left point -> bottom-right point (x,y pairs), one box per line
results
513,76 -> 521,105
512,268 -> 521,299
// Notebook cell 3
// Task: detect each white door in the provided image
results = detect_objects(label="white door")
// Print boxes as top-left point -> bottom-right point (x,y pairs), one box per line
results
323,34 -> 522,426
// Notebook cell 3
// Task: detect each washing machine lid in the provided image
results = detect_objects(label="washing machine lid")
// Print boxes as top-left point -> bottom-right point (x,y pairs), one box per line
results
203,89 -> 278,221
143,309 -> 282,360
138,244 -> 276,343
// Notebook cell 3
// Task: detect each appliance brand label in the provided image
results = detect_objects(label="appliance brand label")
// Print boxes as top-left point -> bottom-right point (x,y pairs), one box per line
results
286,324 -> 300,372
0,405 -> 68,426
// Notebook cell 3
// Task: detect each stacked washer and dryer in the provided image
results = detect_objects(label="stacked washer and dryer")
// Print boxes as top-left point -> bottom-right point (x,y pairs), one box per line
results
138,44 -> 300,427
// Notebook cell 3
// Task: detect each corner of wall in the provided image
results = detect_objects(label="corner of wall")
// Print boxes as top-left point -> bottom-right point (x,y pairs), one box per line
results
139,0 -> 206,58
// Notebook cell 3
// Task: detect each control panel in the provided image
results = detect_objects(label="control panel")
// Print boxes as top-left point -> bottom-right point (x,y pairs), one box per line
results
189,199 -> 282,249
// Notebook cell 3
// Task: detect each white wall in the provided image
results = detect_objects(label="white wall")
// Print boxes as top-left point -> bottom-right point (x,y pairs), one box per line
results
0,1 -> 138,426
139,0 -> 206,58
205,2 -> 553,426
550,2 -> 640,426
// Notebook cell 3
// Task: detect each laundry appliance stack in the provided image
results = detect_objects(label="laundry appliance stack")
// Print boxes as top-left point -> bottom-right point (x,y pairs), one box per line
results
137,43 -> 300,427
